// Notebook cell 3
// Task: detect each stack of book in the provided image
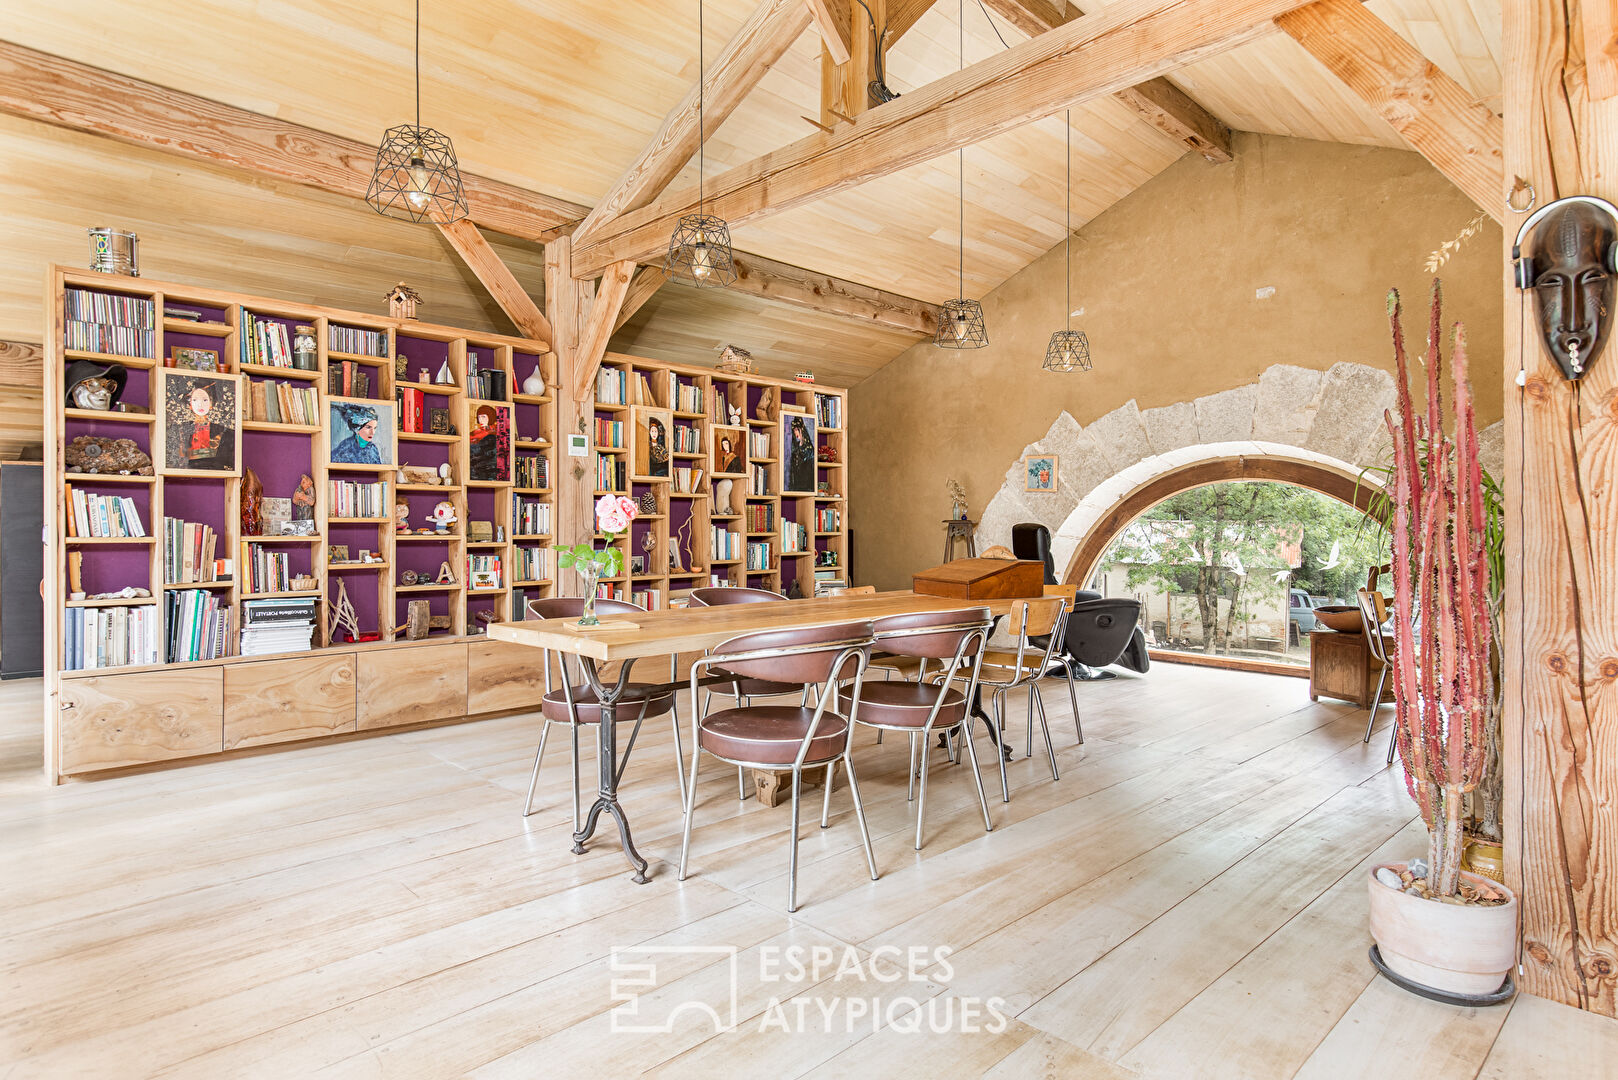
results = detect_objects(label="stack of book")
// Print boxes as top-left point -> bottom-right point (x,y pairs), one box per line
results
64,487 -> 145,538
672,466 -> 703,494
516,456 -> 549,489
669,375 -> 704,413
748,464 -> 770,496
165,589 -> 232,663
815,393 -> 843,429
672,424 -> 700,453
814,568 -> 849,596
241,543 -> 292,593
163,518 -> 220,583
467,553 -> 504,589
249,380 -> 319,424
63,605 -> 161,670
815,506 -> 841,531
64,289 -> 154,358
745,542 -> 772,571
397,386 -> 427,432
747,431 -> 771,458
328,361 -> 372,398
780,520 -> 809,554
596,368 -> 628,404
594,418 -> 624,448
513,499 -> 552,535
329,479 -> 386,518
596,456 -> 627,492
329,325 -> 388,357
515,546 -> 552,583
467,362 -> 506,401
630,587 -> 662,610
745,503 -> 775,532
241,312 -> 295,367
239,598 -> 317,656
711,527 -> 741,562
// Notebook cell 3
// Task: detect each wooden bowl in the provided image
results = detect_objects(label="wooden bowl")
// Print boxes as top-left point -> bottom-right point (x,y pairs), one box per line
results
1313,605 -> 1363,633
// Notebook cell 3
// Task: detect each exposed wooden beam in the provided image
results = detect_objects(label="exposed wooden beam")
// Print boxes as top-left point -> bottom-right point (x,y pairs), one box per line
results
0,339 -> 43,390
725,251 -> 938,334
613,267 -> 671,333
435,220 -> 553,344
983,0 -> 1233,163
0,39 -> 580,243
805,0 -> 853,64
573,261 -> 637,401
574,0 -> 1294,276
2,39 -> 941,348
572,0 -> 813,245
545,235 -> 593,586
1277,0 -> 1504,223
887,0 -> 942,40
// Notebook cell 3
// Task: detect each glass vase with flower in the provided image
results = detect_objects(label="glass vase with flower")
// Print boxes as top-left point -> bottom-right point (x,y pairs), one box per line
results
557,495 -> 638,626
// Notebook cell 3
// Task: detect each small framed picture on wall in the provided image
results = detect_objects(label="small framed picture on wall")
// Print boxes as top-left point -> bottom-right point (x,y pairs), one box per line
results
779,409 -> 817,496
169,346 -> 223,373
156,369 -> 242,476
329,398 -> 395,467
1024,454 -> 1059,492
632,406 -> 673,481
469,401 -> 513,483
710,424 -> 746,477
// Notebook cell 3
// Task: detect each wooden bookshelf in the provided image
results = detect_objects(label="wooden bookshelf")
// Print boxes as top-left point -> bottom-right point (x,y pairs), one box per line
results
43,265 -> 559,781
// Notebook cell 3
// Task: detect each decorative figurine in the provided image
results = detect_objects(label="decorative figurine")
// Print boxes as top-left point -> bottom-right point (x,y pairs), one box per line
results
522,366 -> 546,396
64,360 -> 127,411
713,476 -> 733,511
241,466 -> 263,535
395,498 -> 410,531
429,500 -> 457,533
292,474 -> 316,520
386,281 -> 421,321
756,384 -> 778,422
64,435 -> 152,475
436,560 -> 455,584
401,569 -> 419,585
434,359 -> 454,385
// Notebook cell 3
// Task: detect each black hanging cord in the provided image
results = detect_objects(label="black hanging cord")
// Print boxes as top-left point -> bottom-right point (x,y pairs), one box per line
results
697,0 -> 706,217
957,0 -> 965,298
414,0 -> 421,129
1065,109 -> 1070,331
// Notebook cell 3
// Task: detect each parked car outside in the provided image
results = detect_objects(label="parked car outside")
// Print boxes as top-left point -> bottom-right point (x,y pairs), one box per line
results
1289,588 -> 1318,635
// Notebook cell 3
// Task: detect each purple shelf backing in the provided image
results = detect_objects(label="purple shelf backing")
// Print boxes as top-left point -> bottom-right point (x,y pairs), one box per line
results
163,302 -> 230,325
242,430 -> 314,501
398,440 -> 452,471
394,537 -> 455,583
77,548 -> 151,597
396,336 -> 450,384
399,490 -> 455,533
514,352 -> 545,392
164,330 -> 231,367
514,400 -> 545,440
668,498 -> 697,568
161,476 -> 228,537
330,572 -> 380,636
327,521 -> 386,556
395,591 -> 455,638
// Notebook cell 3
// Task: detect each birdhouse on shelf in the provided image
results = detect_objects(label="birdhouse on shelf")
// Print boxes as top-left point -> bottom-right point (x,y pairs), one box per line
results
386,281 -> 421,321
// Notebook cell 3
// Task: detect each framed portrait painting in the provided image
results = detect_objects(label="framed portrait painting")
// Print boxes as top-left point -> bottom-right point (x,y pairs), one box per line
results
329,397 -> 395,467
779,410 -> 817,496
1025,454 -> 1059,492
469,401 -> 513,483
156,369 -> 241,476
632,405 -> 672,482
710,424 -> 746,477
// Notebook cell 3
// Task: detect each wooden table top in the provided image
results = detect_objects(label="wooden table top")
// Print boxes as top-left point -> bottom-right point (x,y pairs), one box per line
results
488,590 -> 1029,661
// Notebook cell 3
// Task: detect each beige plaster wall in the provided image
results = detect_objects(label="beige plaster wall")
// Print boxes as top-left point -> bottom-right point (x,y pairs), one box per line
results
848,133 -> 1504,591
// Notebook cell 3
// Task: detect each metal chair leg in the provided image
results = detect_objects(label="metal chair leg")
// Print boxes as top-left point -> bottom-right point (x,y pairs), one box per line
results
914,737 -> 933,850
1364,667 -> 1388,743
907,732 -> 919,801
1026,687 -> 1035,758
843,751 -> 879,882
670,699 -> 688,813
738,767 -> 749,801
1386,722 -> 1399,765
821,757 -> 837,828
677,741 -> 703,880
787,768 -> 804,912
1064,662 -> 1084,745
992,689 -> 1010,802
1034,685 -> 1060,781
522,719 -> 553,817
960,719 -> 993,833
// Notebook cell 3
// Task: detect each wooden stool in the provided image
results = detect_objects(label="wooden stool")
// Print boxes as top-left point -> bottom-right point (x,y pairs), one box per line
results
943,518 -> 978,562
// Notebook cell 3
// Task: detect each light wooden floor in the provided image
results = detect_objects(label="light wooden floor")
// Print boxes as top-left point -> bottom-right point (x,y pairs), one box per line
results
2,666 -> 1615,1078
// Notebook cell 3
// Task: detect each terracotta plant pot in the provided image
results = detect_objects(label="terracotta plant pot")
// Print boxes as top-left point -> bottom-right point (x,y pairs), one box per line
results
1368,863 -> 1517,997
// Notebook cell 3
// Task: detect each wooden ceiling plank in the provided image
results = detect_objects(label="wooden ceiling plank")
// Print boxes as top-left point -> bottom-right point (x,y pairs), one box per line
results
434,220 -> 554,344
572,0 -> 1300,276
0,39 -> 583,244
613,266 -> 671,333
986,0 -> 1233,162
571,0 -> 815,245
805,0 -> 854,64
887,0 -> 943,41
573,260 -> 638,401
1276,0 -> 1504,222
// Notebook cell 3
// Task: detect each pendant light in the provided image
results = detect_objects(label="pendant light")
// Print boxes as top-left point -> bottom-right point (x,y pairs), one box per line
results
666,0 -> 737,287
1044,109 -> 1091,372
936,0 -> 987,349
367,0 -> 469,224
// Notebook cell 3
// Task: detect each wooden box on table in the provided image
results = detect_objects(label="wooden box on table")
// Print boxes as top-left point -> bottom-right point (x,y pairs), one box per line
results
911,558 -> 1045,600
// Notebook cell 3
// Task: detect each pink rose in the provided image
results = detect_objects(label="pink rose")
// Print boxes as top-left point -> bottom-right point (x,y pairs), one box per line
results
617,495 -> 637,520
595,495 -> 628,534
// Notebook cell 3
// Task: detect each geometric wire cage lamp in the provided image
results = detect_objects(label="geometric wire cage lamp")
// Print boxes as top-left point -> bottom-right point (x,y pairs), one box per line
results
935,0 -> 988,349
367,124 -> 469,224
666,0 -> 736,287
1044,328 -> 1091,371
366,0 -> 468,225
938,298 -> 990,349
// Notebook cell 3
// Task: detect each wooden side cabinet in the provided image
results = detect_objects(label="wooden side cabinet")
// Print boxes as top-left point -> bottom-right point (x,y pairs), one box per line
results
58,668 -> 224,773
1308,630 -> 1394,707
468,640 -> 545,715
358,643 -> 468,731
224,653 -> 356,750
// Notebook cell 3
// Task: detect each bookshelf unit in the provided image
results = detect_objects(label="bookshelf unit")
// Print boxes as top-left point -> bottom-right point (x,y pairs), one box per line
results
589,352 -> 849,608
44,266 -> 559,780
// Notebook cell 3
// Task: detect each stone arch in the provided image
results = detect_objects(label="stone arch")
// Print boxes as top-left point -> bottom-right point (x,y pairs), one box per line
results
973,360 -> 1503,576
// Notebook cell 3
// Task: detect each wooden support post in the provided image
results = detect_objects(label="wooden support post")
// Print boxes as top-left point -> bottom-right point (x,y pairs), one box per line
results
435,220 -> 554,344
613,266 -> 670,333
546,235 -> 593,593
572,261 -> 637,402
1503,0 -> 1618,1017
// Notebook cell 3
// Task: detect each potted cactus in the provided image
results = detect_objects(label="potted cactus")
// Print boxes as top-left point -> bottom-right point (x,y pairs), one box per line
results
1367,282 -> 1516,1003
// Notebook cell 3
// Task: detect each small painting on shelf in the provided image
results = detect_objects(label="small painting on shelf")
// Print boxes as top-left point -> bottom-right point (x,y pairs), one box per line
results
779,410 -> 817,496
1024,454 -> 1059,492
169,345 -> 222,373
711,424 -> 746,477
330,398 -> 395,466
156,369 -> 241,476
469,401 -> 513,483
632,406 -> 672,481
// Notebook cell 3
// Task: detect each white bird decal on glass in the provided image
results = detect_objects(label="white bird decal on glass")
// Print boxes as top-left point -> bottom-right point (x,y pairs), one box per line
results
1321,540 -> 1342,571
1273,568 -> 1291,583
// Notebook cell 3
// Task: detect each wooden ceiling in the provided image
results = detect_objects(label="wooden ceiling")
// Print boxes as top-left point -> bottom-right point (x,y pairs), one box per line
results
0,0 -> 1501,386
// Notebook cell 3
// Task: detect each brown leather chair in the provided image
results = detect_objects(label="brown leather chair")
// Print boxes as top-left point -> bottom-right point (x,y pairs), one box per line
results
860,607 -> 996,849
523,597 -> 685,829
678,618 -> 878,911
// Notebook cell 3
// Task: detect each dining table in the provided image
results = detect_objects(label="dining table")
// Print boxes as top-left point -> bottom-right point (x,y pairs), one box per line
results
489,590 -> 1036,882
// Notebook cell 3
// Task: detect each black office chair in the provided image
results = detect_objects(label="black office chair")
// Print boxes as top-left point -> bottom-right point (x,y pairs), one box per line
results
1061,598 -> 1145,742
1011,522 -> 1148,681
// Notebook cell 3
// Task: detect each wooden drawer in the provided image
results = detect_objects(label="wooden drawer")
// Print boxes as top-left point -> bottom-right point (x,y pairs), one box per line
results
59,668 -> 224,773
224,653 -> 355,750
357,643 -> 468,730
467,639 -> 546,715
